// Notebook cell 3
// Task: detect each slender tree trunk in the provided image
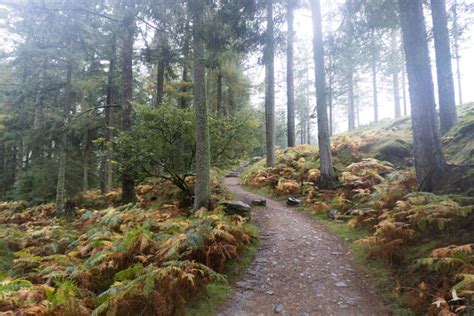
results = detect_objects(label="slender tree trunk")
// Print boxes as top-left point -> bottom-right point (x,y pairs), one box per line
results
216,71 -> 223,115
286,0 -> 296,147
348,67 -> 355,131
155,58 -> 165,107
311,0 -> 338,188
401,51 -> 408,116
431,0 -> 457,134
399,0 -> 445,192
328,65 -> 334,136
120,6 -> 136,204
191,0 -> 211,210
265,0 -> 276,166
104,35 -> 116,193
180,20 -> 190,109
452,0 -> 462,105
392,30 -> 401,119
370,30 -> 379,123
82,129 -> 91,192
56,61 -> 72,217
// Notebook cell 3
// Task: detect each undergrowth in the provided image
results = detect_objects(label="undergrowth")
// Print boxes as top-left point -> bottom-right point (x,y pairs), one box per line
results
0,177 -> 257,316
241,106 -> 474,315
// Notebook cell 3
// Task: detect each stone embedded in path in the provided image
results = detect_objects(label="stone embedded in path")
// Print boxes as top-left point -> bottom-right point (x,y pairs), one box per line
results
218,200 -> 251,217
225,171 -> 240,178
252,199 -> 267,206
335,281 -> 348,288
274,304 -> 284,314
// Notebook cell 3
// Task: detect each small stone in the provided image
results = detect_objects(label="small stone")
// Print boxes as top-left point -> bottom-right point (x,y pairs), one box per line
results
225,172 -> 240,178
218,200 -> 251,217
274,304 -> 284,314
335,281 -> 348,287
266,290 -> 274,295
252,199 -> 267,206
286,197 -> 302,206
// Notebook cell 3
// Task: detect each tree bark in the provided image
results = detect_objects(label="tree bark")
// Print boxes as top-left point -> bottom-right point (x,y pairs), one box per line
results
399,0 -> 445,192
371,32 -> 379,123
392,30 -> 401,119
120,4 -> 136,204
348,66 -> 355,131
155,58 -> 165,107
216,71 -> 223,115
265,0 -> 276,166
431,0 -> 457,134
311,0 -> 338,189
286,0 -> 296,147
82,129 -> 91,192
452,0 -> 462,105
56,61 -> 72,217
104,34 -> 116,193
191,0 -> 211,210
401,50 -> 408,116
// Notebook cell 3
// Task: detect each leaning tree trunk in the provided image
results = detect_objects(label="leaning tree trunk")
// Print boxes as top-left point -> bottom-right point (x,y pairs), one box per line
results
286,0 -> 296,147
191,0 -> 211,210
265,0 -> 276,166
431,0 -> 457,134
120,7 -> 136,204
311,0 -> 339,189
392,30 -> 401,119
399,0 -> 445,192
56,62 -> 72,217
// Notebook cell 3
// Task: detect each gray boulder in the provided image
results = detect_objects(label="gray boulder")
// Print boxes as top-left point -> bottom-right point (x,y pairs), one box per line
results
218,200 -> 251,217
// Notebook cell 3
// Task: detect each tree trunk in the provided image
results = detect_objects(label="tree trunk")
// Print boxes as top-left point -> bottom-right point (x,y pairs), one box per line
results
328,65 -> 334,136
286,0 -> 296,147
431,0 -> 457,134
452,0 -> 463,105
392,30 -> 401,119
399,0 -> 445,192
104,35 -> 116,193
120,6 -> 136,204
155,58 -> 165,107
370,34 -> 379,123
180,20 -> 190,109
401,50 -> 408,116
82,129 -> 92,192
311,0 -> 338,188
348,67 -> 355,131
216,71 -> 223,115
191,0 -> 211,210
56,61 -> 72,217
265,0 -> 276,166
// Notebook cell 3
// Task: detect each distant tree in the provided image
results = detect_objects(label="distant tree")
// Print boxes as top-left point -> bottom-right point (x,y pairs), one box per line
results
311,0 -> 339,188
431,0 -> 457,134
399,0 -> 445,191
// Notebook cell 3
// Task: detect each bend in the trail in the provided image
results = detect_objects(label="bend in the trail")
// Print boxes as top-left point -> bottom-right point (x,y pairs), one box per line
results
218,177 -> 391,316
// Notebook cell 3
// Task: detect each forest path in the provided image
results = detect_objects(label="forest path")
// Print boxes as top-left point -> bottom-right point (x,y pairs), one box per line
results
217,176 -> 391,316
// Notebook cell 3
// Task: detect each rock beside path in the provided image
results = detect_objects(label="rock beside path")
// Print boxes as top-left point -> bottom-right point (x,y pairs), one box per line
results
218,200 -> 251,217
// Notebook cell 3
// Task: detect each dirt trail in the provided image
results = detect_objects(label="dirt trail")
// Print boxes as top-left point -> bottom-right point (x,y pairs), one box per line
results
218,177 -> 391,316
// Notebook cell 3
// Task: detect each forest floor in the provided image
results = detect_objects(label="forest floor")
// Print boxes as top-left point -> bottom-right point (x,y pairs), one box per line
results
218,176 -> 391,316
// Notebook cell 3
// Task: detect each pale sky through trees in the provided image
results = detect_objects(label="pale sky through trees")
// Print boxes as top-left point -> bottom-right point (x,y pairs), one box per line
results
246,0 -> 474,136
